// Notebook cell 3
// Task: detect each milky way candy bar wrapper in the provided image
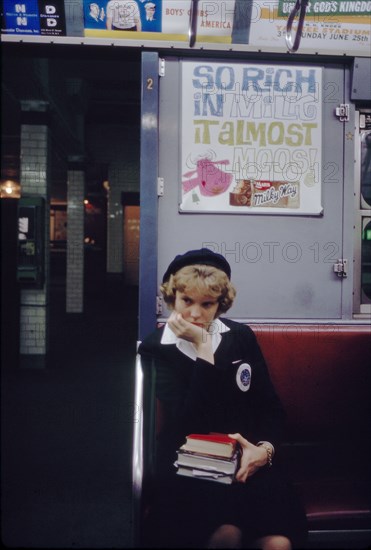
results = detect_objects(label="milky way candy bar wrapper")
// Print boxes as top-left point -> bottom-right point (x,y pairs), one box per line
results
230,180 -> 300,209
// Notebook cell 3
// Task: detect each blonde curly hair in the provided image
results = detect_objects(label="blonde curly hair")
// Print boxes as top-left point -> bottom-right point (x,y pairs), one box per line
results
160,264 -> 236,316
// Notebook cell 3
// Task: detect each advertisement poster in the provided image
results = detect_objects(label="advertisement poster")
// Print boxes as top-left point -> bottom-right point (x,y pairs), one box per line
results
1,0 -> 66,35
180,61 -> 323,215
82,0 -> 370,53
84,0 -> 236,40
84,0 -> 162,32
249,0 -> 371,54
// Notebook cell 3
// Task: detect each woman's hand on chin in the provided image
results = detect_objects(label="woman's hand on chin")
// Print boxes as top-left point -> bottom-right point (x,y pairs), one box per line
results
168,312 -> 214,364
168,312 -> 205,345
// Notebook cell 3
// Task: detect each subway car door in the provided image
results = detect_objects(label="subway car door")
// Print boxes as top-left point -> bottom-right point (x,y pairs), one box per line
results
139,53 -> 354,329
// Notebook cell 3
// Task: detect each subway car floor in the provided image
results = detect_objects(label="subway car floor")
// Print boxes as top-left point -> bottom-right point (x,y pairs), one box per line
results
1,276 -> 138,548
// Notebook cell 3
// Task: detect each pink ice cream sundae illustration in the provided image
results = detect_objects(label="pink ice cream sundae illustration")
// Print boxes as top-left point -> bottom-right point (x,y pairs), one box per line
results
182,156 -> 233,197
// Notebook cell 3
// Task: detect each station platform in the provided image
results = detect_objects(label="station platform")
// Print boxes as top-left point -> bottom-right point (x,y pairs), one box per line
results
1,276 -> 138,548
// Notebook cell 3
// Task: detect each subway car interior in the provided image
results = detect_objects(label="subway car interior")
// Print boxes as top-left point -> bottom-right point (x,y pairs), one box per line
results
1,1 -> 371,548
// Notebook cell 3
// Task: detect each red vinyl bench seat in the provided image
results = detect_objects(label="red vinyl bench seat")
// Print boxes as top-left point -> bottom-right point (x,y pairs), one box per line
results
250,323 -> 371,543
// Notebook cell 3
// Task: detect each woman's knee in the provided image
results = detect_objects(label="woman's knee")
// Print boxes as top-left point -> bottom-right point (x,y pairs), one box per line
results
207,524 -> 243,549
252,535 -> 292,550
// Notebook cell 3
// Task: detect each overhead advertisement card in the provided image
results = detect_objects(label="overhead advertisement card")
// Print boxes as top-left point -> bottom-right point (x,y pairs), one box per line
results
82,0 -> 370,54
2,0 -> 41,34
38,0 -> 66,35
180,61 -> 323,216
1,0 -> 66,35
249,0 -> 371,54
83,0 -> 162,32
83,0 -> 236,40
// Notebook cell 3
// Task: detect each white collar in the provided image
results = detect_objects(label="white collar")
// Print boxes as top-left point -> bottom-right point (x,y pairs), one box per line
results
161,318 -> 230,361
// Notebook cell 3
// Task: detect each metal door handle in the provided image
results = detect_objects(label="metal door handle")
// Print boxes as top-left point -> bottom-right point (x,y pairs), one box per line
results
189,0 -> 199,47
285,0 -> 308,52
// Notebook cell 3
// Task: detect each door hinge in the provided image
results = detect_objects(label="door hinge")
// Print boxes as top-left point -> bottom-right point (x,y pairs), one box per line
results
156,296 -> 163,315
157,177 -> 164,196
335,104 -> 350,122
333,259 -> 348,278
159,58 -> 165,77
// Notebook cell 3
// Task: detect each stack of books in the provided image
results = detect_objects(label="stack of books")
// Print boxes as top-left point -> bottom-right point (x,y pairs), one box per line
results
174,433 -> 240,484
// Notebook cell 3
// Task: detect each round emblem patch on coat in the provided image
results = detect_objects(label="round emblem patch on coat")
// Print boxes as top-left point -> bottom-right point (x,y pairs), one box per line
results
236,363 -> 252,392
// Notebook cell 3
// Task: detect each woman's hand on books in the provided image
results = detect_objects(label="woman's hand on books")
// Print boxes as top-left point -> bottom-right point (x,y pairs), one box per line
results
228,433 -> 268,482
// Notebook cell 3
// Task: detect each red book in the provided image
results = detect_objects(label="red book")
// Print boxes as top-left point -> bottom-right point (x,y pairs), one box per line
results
181,433 -> 237,458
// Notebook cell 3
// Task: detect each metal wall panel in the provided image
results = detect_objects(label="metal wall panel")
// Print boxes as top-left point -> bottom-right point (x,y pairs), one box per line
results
156,57 -> 348,321
351,58 -> 371,102
138,52 -> 160,340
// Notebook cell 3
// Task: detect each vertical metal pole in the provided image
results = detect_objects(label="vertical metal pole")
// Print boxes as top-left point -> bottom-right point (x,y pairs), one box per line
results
139,52 -> 159,341
132,353 -> 144,547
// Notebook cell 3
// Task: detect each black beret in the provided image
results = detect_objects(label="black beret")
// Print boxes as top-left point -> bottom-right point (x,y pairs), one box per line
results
162,248 -> 231,282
